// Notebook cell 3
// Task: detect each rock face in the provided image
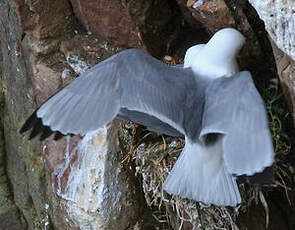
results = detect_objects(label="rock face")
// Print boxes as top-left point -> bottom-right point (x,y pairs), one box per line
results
51,125 -> 141,229
69,0 -> 176,57
0,0 -> 293,230
0,1 -> 49,229
0,61 -> 25,230
271,41 -> 295,125
179,0 -> 236,32
248,0 -> 295,60
248,0 -> 295,122
0,0 -> 150,229
69,0 -> 140,47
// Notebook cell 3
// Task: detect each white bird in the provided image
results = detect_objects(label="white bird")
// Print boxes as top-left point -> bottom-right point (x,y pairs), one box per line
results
20,28 -> 274,206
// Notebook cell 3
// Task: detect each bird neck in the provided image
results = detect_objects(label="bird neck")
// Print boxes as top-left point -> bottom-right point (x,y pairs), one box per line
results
190,54 -> 239,79
193,36 -> 241,79
184,41 -> 241,79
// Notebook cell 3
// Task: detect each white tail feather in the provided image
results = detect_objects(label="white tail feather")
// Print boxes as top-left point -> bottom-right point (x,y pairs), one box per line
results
163,138 -> 241,206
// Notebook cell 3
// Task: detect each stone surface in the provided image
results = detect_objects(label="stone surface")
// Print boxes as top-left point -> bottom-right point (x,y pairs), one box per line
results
248,0 -> 295,122
248,0 -> 295,61
69,0 -> 176,57
59,33 -> 123,68
15,0 -> 74,39
69,0 -> 139,47
182,0 -> 236,32
271,39 -> 295,125
51,124 -> 142,229
0,55 -> 25,230
0,1 -> 49,229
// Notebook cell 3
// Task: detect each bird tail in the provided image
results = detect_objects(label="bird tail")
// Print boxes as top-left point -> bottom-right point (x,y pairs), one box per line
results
163,139 -> 241,206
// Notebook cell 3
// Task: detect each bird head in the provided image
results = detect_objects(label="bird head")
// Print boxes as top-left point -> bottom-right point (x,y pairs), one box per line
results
204,28 -> 245,59
184,28 -> 245,78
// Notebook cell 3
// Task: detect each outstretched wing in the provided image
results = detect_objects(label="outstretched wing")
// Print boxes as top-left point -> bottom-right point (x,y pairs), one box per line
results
200,71 -> 274,176
21,49 -> 203,140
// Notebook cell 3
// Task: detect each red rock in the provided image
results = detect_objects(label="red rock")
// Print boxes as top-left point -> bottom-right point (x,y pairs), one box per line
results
69,0 -> 173,56
177,0 -> 235,32
14,0 -> 74,39
32,61 -> 62,106
70,0 -> 139,47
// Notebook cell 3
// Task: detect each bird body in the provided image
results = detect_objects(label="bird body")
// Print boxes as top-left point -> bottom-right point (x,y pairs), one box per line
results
163,137 -> 241,206
20,28 -> 274,206
164,28 -> 250,205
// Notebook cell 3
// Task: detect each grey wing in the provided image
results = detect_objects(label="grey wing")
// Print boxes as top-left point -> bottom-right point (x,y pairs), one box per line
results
31,49 -> 200,138
37,60 -> 120,135
200,71 -> 274,176
173,64 -> 184,68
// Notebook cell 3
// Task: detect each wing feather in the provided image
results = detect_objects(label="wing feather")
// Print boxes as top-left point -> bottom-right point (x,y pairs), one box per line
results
23,49 -> 203,139
200,71 -> 274,175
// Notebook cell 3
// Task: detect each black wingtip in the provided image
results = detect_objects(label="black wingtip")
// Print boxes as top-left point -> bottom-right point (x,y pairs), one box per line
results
20,109 -> 66,141
248,166 -> 274,186
54,132 -> 64,141
20,110 -> 38,134
29,118 -> 45,140
40,126 -> 54,141
237,166 -> 274,186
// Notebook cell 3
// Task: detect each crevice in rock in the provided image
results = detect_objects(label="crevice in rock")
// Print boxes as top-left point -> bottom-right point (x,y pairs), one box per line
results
65,0 -> 88,35
242,1 -> 278,79
0,94 -> 13,199
224,0 -> 277,79
21,32 -> 26,42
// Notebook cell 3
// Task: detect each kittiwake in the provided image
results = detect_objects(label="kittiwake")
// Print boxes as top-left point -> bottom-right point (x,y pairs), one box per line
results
20,28 -> 274,206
